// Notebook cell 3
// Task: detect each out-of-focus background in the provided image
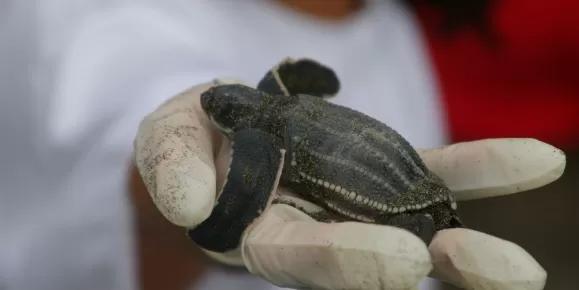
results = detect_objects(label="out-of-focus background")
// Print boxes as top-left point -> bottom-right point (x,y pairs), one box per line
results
2,0 -> 578,290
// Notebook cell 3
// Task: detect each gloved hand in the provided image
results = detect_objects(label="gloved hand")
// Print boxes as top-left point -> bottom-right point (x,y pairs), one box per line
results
134,78 -> 566,290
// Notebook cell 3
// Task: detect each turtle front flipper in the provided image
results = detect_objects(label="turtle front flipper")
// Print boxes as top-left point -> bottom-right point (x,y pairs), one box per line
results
386,214 -> 437,245
187,128 -> 285,253
257,57 -> 341,98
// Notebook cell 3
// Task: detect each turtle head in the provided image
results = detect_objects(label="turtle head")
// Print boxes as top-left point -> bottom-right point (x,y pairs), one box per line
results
201,84 -> 271,135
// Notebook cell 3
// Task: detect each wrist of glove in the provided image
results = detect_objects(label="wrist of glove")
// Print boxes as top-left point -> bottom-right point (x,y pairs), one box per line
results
134,79 -> 565,290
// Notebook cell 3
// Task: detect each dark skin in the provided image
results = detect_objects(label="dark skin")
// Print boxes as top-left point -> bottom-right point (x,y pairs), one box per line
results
130,166 -> 212,290
274,0 -> 365,20
129,2 -> 366,290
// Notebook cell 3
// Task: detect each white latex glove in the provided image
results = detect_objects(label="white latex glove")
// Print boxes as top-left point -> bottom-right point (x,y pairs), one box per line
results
134,79 -> 566,290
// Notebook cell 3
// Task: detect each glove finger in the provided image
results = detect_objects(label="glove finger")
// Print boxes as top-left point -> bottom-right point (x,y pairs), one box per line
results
417,138 -> 566,201
134,78 -> 248,227
241,203 -> 432,290
197,188 -> 332,267
428,228 -> 547,290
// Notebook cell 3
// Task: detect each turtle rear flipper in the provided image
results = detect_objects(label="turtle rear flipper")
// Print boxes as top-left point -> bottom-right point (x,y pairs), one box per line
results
257,58 -> 341,98
386,214 -> 437,245
187,128 -> 285,253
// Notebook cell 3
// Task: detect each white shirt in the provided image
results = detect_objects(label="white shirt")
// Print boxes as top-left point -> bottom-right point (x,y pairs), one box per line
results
0,0 -> 447,289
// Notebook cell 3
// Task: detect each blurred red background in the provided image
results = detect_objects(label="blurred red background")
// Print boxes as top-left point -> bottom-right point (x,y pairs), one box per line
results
414,1 -> 579,289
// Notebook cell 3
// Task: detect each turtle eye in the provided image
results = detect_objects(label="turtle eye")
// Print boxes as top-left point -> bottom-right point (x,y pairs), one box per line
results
219,102 -> 235,118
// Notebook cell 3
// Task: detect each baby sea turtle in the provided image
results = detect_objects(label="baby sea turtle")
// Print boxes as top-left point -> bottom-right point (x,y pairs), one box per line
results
188,58 -> 464,253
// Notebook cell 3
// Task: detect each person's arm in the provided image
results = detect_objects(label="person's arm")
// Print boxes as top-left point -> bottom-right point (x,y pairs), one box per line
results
125,75 -> 231,290
62,7 -> 235,289
124,76 -> 232,290
130,164 -> 211,290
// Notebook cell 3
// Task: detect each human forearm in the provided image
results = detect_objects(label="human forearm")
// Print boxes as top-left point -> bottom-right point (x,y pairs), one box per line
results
129,164 -> 210,290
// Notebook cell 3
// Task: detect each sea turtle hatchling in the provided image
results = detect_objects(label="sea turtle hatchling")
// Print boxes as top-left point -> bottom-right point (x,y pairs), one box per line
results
187,58 -> 464,253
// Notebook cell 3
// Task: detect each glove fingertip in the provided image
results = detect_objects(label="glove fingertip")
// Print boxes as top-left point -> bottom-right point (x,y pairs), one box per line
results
157,161 -> 217,227
242,214 -> 432,290
417,138 -> 567,201
332,223 -> 433,288
134,81 -> 229,228
430,228 -> 547,290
